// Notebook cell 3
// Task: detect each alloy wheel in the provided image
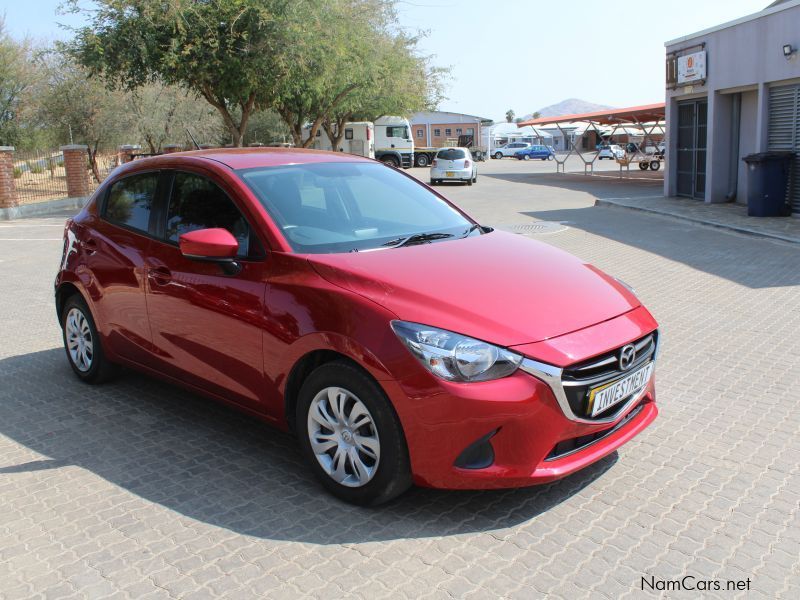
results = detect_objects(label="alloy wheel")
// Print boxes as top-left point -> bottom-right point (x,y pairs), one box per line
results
307,386 -> 381,488
65,307 -> 93,372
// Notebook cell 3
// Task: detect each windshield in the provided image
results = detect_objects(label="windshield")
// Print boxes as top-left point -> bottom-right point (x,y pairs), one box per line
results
239,162 -> 475,254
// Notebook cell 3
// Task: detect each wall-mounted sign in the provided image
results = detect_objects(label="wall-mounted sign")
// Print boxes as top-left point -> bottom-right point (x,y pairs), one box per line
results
677,50 -> 707,85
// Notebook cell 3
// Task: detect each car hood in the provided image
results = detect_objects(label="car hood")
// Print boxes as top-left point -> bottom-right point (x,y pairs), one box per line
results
307,230 -> 639,347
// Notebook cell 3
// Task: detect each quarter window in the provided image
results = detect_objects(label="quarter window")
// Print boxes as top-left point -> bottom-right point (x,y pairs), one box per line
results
104,172 -> 158,234
166,172 -> 260,258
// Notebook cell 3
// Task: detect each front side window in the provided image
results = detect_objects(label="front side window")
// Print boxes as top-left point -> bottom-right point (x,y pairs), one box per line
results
386,126 -> 409,139
239,162 -> 475,254
104,172 -> 158,233
166,172 -> 258,258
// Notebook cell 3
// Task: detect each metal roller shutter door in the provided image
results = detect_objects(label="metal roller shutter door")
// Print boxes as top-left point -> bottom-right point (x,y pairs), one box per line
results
768,84 -> 800,214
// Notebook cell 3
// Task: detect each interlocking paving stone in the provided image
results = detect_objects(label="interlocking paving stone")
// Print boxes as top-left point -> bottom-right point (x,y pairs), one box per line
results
1,160 -> 799,598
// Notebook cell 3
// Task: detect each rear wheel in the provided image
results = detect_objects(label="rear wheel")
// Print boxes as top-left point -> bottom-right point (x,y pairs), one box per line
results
639,161 -> 649,170
650,160 -> 661,171
494,152 -> 503,160
381,156 -> 400,168
296,361 -> 412,506
429,179 -> 437,186
466,178 -> 473,186
415,154 -> 429,167
61,294 -> 117,383
522,155 -> 530,161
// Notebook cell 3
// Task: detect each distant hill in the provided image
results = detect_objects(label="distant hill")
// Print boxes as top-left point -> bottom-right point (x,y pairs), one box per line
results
520,99 -> 615,121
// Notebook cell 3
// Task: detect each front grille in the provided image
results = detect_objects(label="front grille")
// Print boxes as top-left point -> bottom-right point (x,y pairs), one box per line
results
561,332 -> 657,419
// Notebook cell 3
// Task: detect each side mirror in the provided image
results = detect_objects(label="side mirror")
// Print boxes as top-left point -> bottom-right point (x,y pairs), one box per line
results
179,228 -> 241,275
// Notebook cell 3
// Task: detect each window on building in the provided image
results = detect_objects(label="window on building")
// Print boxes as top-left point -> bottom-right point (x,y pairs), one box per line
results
467,128 -> 475,136
434,128 -> 441,136
416,129 -> 423,138
445,128 -> 452,136
456,128 -> 462,135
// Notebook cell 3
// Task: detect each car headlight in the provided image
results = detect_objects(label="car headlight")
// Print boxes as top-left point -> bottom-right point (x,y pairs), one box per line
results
390,321 -> 522,382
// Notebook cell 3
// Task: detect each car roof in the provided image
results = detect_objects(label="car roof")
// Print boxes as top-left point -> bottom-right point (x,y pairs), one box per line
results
128,147 -> 373,171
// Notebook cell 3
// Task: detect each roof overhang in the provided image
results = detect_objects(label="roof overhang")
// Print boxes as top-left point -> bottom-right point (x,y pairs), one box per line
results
516,103 -> 666,127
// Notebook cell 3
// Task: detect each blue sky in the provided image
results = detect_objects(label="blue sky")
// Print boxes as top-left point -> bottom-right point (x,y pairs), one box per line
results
2,0 -> 769,120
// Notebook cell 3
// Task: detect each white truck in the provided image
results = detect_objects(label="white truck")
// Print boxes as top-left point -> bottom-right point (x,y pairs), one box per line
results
373,116 -> 414,169
302,116 -> 414,169
305,122 -> 375,159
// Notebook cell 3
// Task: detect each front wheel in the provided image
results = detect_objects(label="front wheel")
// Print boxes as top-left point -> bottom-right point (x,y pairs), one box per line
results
494,152 -> 503,160
296,361 -> 412,506
650,160 -> 661,171
380,156 -> 400,168
61,294 -> 117,383
522,155 -> 530,161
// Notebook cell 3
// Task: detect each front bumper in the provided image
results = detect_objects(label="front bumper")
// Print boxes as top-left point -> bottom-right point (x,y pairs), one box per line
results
384,307 -> 659,490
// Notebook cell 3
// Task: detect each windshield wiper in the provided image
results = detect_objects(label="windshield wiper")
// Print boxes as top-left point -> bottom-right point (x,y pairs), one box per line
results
381,232 -> 454,249
461,223 -> 482,238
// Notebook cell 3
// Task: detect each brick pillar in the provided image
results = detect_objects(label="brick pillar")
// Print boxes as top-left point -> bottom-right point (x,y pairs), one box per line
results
0,146 -> 19,209
118,144 -> 140,164
162,144 -> 183,154
61,145 -> 91,199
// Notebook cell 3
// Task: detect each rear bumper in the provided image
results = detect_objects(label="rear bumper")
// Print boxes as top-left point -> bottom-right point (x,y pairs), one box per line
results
430,167 -> 472,179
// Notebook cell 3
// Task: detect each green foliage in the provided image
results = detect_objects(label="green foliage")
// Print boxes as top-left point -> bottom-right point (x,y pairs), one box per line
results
13,166 -> 22,178
28,162 -> 45,174
0,19 -> 36,146
505,109 -> 515,123
65,0 -> 295,146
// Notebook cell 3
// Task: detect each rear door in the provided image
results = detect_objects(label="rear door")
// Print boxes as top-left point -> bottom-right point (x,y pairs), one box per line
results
84,171 -> 162,366
145,169 -> 269,411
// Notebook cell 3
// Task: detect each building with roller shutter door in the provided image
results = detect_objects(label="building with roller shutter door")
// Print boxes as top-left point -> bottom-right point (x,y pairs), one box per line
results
664,0 -> 800,214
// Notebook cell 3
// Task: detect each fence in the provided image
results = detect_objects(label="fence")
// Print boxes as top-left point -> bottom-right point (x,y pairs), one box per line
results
11,147 -> 122,205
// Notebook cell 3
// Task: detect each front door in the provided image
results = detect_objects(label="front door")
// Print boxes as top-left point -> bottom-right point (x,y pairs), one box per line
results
145,170 -> 269,412
676,99 -> 708,199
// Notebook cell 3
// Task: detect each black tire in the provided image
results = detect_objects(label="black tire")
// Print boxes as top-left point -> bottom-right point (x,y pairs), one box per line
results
381,156 -> 400,168
494,152 -> 503,160
639,162 -> 649,170
466,178 -> 473,186
61,294 -> 117,383
415,154 -> 429,168
429,179 -> 437,186
547,154 -> 554,161
522,155 -> 530,161
650,160 -> 661,171
473,173 -> 477,183
296,361 -> 412,506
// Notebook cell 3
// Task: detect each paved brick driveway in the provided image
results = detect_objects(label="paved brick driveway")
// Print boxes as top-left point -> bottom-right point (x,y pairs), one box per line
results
1,160 -> 799,598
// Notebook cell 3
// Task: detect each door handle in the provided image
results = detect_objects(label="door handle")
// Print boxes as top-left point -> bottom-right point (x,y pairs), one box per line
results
81,239 -> 98,254
148,266 -> 172,286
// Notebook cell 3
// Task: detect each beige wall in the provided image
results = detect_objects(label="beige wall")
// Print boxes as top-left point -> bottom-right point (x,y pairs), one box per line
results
411,122 -> 481,148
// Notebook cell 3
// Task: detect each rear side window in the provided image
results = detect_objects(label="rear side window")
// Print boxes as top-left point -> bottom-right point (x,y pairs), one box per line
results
104,173 -> 158,233
166,172 -> 260,259
436,149 -> 466,160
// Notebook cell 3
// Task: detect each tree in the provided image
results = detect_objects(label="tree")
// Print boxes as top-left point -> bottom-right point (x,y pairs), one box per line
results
0,20 -> 35,146
321,29 -> 445,151
65,0 -> 294,147
38,51 -> 133,181
505,109 -> 515,123
532,111 -> 542,119
126,83 -> 226,153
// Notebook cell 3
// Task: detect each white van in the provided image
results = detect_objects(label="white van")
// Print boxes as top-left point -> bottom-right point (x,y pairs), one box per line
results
303,122 -> 375,159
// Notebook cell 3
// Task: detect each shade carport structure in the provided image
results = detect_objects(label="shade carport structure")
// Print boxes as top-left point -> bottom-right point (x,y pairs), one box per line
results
517,103 -> 666,177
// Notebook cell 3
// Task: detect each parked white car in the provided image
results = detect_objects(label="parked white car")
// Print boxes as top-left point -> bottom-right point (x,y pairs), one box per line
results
430,147 -> 477,185
598,144 -> 626,160
492,142 -> 530,159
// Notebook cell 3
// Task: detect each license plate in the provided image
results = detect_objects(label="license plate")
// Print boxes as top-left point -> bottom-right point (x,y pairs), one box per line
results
588,362 -> 654,417
445,171 -> 455,177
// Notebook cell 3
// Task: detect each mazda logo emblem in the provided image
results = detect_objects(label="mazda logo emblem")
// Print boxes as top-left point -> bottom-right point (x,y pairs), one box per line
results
619,344 -> 636,370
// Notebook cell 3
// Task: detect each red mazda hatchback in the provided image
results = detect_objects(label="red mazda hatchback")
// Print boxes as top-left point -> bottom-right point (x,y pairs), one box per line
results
56,148 -> 659,505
